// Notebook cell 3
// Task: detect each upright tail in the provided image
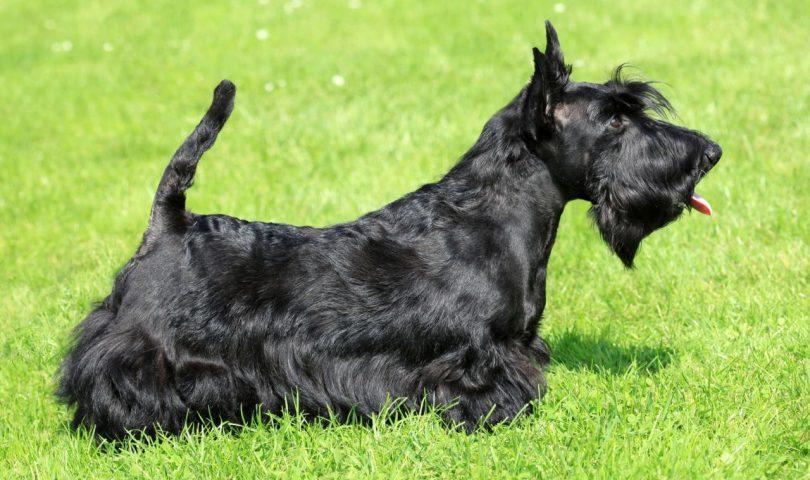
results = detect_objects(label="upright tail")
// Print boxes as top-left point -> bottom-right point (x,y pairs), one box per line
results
147,80 -> 236,238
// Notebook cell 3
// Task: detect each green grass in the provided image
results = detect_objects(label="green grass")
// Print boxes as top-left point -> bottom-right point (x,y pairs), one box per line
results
1,0 -> 808,478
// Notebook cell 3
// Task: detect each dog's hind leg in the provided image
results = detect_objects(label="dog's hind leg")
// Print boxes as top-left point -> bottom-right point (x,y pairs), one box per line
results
57,309 -> 187,439
145,80 -> 236,243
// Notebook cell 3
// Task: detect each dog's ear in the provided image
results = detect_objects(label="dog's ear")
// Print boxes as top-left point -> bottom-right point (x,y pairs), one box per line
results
543,20 -> 569,83
524,21 -> 571,139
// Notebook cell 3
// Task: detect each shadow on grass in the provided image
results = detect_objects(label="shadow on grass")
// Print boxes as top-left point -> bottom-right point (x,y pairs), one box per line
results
550,330 -> 675,375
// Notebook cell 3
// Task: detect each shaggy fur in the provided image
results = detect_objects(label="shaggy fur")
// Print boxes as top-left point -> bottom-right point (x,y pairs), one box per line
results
57,21 -> 721,439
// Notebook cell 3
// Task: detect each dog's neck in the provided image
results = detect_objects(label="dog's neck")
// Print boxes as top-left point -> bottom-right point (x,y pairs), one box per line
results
440,100 -> 568,260
372,97 -> 570,262
364,101 -> 568,334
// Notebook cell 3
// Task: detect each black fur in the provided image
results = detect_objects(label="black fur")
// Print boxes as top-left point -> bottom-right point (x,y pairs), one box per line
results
57,21 -> 721,439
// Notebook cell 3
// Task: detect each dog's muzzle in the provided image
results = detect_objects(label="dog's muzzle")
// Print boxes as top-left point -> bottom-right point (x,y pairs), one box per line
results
689,142 -> 722,216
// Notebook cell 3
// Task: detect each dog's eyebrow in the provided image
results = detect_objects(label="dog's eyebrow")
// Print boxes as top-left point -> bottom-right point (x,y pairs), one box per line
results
604,65 -> 674,118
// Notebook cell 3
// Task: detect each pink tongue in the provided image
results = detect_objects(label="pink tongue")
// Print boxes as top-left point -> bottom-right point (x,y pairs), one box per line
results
690,193 -> 713,216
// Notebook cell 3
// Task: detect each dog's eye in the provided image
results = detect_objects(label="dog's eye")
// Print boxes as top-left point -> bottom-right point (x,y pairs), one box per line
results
608,116 -> 624,130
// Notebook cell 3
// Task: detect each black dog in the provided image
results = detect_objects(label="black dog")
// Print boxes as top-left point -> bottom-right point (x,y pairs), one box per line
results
58,21 -> 721,439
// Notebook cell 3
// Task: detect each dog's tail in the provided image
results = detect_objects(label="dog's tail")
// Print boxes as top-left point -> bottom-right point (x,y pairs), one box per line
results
147,80 -> 235,237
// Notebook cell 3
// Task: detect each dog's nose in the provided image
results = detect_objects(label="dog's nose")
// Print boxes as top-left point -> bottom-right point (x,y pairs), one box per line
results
703,142 -> 722,167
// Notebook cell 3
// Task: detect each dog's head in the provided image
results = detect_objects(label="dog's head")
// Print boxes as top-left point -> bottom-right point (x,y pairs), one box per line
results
523,21 -> 722,267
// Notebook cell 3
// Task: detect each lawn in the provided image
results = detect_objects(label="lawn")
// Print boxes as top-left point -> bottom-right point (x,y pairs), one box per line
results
0,0 -> 807,478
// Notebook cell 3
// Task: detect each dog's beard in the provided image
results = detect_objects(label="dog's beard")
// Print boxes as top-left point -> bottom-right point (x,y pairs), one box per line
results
589,182 -> 687,268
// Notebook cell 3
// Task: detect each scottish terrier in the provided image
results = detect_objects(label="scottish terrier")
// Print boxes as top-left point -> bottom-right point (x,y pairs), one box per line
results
58,21 -> 721,439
